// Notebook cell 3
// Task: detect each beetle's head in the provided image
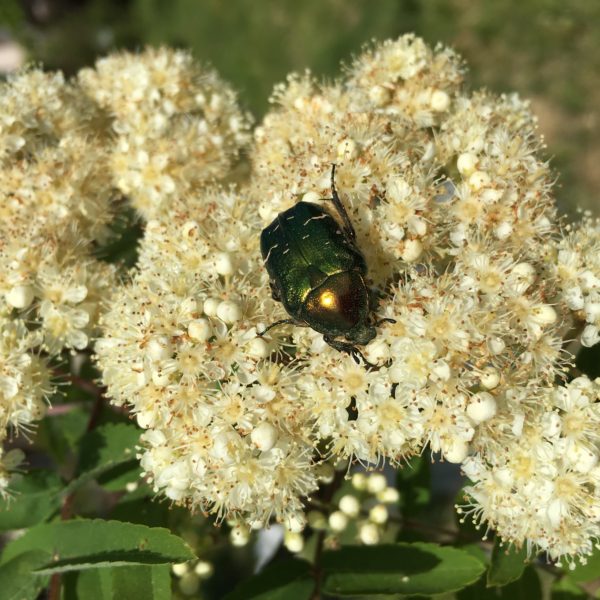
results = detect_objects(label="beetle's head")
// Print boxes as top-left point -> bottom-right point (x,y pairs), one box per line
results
346,322 -> 376,346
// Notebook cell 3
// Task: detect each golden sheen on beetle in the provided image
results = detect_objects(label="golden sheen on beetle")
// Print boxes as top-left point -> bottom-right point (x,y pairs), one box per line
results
260,166 -> 389,362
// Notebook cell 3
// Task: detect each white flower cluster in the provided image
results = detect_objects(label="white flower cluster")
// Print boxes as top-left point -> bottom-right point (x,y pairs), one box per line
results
96,188 -> 321,524
93,35 -> 600,562
462,377 -> 600,564
1,49 -> 253,496
78,47 -> 253,220
0,68 -> 120,494
553,216 -> 600,347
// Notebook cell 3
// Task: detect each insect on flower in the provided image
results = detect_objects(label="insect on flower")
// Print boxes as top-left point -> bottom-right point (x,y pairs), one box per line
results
259,165 -> 392,364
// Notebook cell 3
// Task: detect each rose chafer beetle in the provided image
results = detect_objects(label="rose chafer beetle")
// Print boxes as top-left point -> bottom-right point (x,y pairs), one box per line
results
260,165 -> 390,363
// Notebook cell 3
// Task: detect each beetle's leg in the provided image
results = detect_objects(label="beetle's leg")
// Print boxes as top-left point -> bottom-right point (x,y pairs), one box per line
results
375,317 -> 396,326
323,335 -> 377,368
269,281 -> 281,302
257,318 -> 298,337
329,164 -> 357,241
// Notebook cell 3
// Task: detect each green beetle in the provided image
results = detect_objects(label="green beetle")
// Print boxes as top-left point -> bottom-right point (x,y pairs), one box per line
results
260,165 -> 386,363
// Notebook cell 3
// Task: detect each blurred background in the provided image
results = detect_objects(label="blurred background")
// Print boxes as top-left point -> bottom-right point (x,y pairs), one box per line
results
0,0 -> 599,215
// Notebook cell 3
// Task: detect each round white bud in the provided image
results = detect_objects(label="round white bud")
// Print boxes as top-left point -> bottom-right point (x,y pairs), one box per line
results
216,300 -> 242,324
430,89 -> 450,112
563,286 -> 585,311
366,473 -> 387,494
337,139 -> 359,159
214,252 -> 234,276
494,221 -> 513,240
250,422 -> 278,452
172,562 -> 189,576
284,513 -> 306,534
188,318 -> 212,342
147,336 -> 172,361
541,411 -> 562,438
368,504 -> 388,525
328,510 -> 349,532
230,525 -> 250,546
369,84 -> 391,106
6,285 -> 34,309
359,522 -> 380,545
468,170 -> 491,190
351,472 -> 368,491
530,304 -> 557,326
480,367 -> 500,390
443,439 -> 470,463
284,531 -> 304,553
151,370 -> 171,387
457,153 -> 477,176
247,337 -> 270,358
377,487 -> 400,504
467,392 -> 497,423
180,297 -> 198,316
568,443 -> 598,474
401,238 -> 423,262
512,262 -> 536,283
339,494 -> 361,518
364,339 -> 390,365
181,220 -> 200,238
194,560 -> 213,579
203,297 -> 220,317
488,336 -> 506,355
582,324 -> 600,347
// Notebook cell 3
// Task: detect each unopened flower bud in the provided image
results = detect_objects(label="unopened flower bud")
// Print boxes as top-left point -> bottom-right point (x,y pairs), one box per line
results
467,392 -> 497,423
367,473 -> 387,494
339,494 -> 361,518
369,504 -> 388,524
284,531 -> 304,553
430,89 -> 450,112
359,522 -> 380,545
351,472 -> 368,491
216,300 -> 242,324
251,422 -> 278,452
328,510 -> 349,532
6,285 -> 34,309
230,525 -> 250,546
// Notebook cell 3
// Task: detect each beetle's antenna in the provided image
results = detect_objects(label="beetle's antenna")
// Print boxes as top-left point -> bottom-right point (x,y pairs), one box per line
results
329,164 -> 357,241
257,318 -> 298,337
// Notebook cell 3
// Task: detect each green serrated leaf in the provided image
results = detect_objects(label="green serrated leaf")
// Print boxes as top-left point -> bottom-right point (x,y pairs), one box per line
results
77,423 -> 140,474
1,519 -> 195,573
321,542 -> 486,596
225,559 -> 313,600
65,423 -> 141,495
112,565 -> 171,600
0,471 -> 62,532
36,408 -> 90,463
63,564 -> 170,600
0,550 -> 51,600
487,538 -> 528,586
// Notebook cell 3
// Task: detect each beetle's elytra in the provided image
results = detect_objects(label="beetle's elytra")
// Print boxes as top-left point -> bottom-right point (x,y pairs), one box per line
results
259,165 -> 380,362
